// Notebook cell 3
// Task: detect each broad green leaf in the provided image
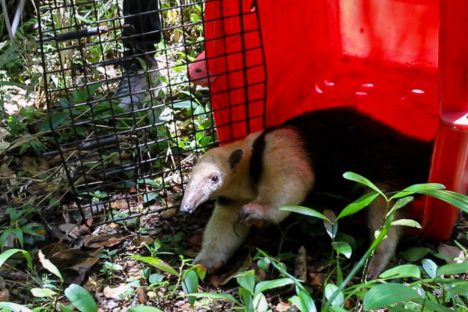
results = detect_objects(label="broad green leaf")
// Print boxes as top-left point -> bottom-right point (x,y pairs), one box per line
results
236,270 -> 256,295
0,302 -> 33,312
238,287 -> 253,311
64,284 -> 98,312
186,292 -> 239,304
363,283 -> 422,310
342,172 -> 386,198
182,270 -> 199,305
280,205 -> 330,222
337,192 -> 379,220
437,262 -> 468,276
127,306 -> 163,312
422,259 -> 438,278
379,264 -> 421,279
391,219 -> 422,229
390,183 -> 445,200
0,248 -> 33,271
324,284 -> 344,307
292,287 -> 317,312
419,190 -> 468,213
255,278 -> 294,294
332,241 -> 352,259
253,293 -> 269,312
446,283 -> 468,297
38,250 -> 63,281
132,255 -> 178,276
31,287 -> 57,298
401,247 -> 431,262
148,273 -> 164,285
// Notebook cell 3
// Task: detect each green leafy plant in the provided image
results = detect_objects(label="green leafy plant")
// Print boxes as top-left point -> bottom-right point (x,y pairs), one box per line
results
0,206 -> 46,249
281,171 -> 468,311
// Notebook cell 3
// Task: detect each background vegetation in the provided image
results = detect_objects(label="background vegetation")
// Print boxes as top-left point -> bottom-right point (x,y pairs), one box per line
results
0,1 -> 467,311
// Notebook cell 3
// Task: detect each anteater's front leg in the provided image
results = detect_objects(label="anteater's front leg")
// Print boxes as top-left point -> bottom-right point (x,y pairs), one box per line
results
194,203 -> 249,273
239,128 -> 315,226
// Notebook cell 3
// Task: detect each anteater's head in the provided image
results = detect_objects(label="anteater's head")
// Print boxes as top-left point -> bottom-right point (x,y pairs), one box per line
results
180,147 -> 244,214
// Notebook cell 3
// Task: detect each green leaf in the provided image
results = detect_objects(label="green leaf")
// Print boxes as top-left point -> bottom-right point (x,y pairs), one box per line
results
337,192 -> 379,220
363,283 -> 422,310
186,292 -> 239,304
379,264 -> 421,279
332,241 -> 352,259
0,248 -> 33,271
422,259 -> 438,278
390,183 -> 445,200
143,192 -> 157,204
391,196 -> 414,210
38,250 -> 63,281
238,287 -> 253,311
446,282 -> 468,297
0,302 -> 34,312
127,306 -> 163,312
31,287 -> 57,298
401,247 -> 431,262
173,100 -> 193,109
253,293 -> 269,312
132,255 -> 178,276
289,287 -> 317,312
418,190 -> 468,213
437,262 -> 468,276
182,270 -> 199,305
236,270 -> 256,295
391,219 -> 422,229
64,284 -> 98,312
254,278 -> 294,294
342,172 -> 386,198
412,298 -> 453,312
280,205 -> 330,222
324,284 -> 344,307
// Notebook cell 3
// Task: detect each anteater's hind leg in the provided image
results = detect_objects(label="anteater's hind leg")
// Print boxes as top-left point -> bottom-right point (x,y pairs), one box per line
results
239,128 -> 315,226
194,202 -> 249,273
366,186 -> 403,278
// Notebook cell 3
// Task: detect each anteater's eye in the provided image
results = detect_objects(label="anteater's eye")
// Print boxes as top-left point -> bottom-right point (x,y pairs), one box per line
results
210,175 -> 219,183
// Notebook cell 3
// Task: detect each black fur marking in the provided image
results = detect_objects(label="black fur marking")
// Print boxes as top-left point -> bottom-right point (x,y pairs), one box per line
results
229,149 -> 244,169
249,107 -> 433,203
285,107 -> 433,198
217,196 -> 236,206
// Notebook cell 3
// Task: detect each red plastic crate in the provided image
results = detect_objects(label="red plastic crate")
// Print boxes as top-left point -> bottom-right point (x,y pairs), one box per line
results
189,0 -> 467,240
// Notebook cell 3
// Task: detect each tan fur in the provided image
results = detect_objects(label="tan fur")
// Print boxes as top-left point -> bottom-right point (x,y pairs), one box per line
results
366,185 -> 404,278
182,128 -> 314,272
239,128 -> 315,225
182,128 -> 400,276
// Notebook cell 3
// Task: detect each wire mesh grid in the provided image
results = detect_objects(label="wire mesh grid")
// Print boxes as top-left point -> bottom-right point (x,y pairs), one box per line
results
36,0 -> 266,225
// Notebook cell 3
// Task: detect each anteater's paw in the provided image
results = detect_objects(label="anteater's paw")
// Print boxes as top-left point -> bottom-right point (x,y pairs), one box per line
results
193,253 -> 225,274
367,256 -> 387,280
239,202 -> 268,228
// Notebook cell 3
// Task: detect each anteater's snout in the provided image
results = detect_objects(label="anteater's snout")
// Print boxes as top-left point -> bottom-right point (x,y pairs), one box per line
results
180,202 -> 194,214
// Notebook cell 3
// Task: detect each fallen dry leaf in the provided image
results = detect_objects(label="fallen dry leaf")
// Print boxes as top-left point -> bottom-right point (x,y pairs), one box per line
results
84,234 -> 127,248
294,246 -> 307,282
275,301 -> 293,312
103,283 -> 133,300
438,243 -> 465,263
309,272 -> 326,287
21,156 -> 49,176
136,287 -> 147,304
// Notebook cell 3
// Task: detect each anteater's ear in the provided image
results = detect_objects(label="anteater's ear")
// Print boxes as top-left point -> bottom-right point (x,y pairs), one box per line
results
229,149 -> 244,169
